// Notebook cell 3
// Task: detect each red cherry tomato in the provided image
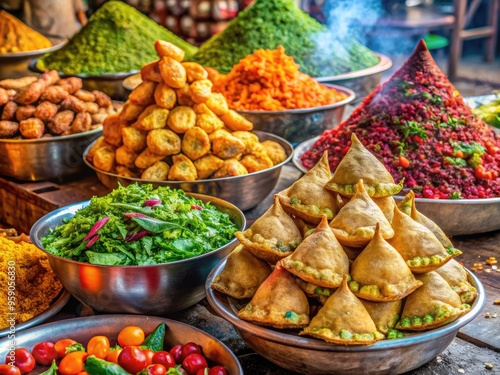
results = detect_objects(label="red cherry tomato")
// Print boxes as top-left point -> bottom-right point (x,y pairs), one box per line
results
152,351 -> 176,369
180,343 -> 201,362
144,364 -> 167,375
208,366 -> 228,375
195,369 -> 208,375
5,349 -> 35,374
118,346 -> 148,374
31,341 -> 58,366
169,344 -> 183,363
142,349 -> 155,366
182,354 -> 208,375
0,364 -> 21,375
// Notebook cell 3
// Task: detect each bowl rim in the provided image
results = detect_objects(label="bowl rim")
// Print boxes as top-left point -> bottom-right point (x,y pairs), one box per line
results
0,127 -> 102,144
30,193 -> 245,269
0,41 -> 66,59
293,135 -> 500,204
315,53 -> 393,82
235,84 -> 356,115
83,130 -> 294,184
206,257 -> 486,352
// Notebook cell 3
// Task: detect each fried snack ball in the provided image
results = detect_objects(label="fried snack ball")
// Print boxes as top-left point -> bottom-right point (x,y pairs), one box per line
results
159,56 -> 186,89
141,60 -> 162,83
0,88 -> 8,106
147,128 -> 181,156
189,79 -> 212,104
232,131 -> 261,154
129,81 -> 157,106
122,126 -> 147,153
154,83 -> 177,110
155,40 -> 185,62
175,83 -> 194,106
116,165 -> 139,178
60,95 -> 86,113
0,76 -> 37,90
19,118 -> 45,139
93,90 -> 112,108
214,159 -> 249,178
74,89 -> 95,102
141,160 -> 170,181
56,77 -> 82,94
134,105 -> 169,131
84,101 -> 100,114
168,154 -> 197,181
261,140 -> 288,165
103,113 -> 127,147
120,101 -> 144,122
194,154 -> 224,179
240,151 -> 274,173
34,101 -> 58,122
47,110 -> 75,135
93,145 -> 116,172
70,112 -> 92,134
208,128 -> 231,142
182,62 -> 208,83
212,132 -> 246,160
86,136 -> 111,163
15,105 -> 35,121
0,121 -> 19,137
2,101 -> 18,120
181,127 -> 210,161
135,147 -> 165,169
205,93 -> 229,116
16,70 -> 59,105
167,106 -> 196,133
115,145 -> 139,168
193,103 -> 224,134
220,110 -> 253,131
91,112 -> 108,124
39,85 -> 69,103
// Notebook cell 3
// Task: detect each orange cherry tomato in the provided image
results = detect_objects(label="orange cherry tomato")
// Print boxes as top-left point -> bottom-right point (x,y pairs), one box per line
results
142,349 -> 155,366
117,326 -> 145,347
77,372 -> 89,375
0,364 -> 22,375
106,348 -> 123,364
54,339 -> 78,358
86,336 -> 110,359
58,351 -> 88,375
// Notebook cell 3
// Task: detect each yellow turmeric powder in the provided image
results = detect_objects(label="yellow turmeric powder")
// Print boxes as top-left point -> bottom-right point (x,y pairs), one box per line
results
0,235 -> 62,328
0,10 -> 52,54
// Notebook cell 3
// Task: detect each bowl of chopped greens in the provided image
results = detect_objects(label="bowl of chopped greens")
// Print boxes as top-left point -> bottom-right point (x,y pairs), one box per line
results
30,183 -> 245,315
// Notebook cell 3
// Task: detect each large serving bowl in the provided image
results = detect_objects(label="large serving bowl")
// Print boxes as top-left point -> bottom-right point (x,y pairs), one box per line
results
30,194 -> 245,315
206,259 -> 485,375
0,128 -> 102,181
0,315 -> 243,375
84,131 -> 293,211
236,84 -> 355,146
293,136 -> 500,236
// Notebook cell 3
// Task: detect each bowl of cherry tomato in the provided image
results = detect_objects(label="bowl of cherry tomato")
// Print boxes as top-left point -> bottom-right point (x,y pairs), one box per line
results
0,315 -> 243,375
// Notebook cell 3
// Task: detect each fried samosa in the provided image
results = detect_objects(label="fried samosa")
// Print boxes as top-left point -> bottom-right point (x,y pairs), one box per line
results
325,133 -> 403,198
238,264 -> 310,329
434,259 -> 478,305
361,299 -> 403,335
295,277 -> 335,304
211,244 -> 272,299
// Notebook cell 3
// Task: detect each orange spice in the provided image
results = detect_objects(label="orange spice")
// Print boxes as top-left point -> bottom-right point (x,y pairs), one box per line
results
0,10 -> 52,53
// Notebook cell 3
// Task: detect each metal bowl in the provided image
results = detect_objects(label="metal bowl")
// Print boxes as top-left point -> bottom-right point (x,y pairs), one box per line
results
0,43 -> 65,80
83,131 -> 293,211
0,315 -> 243,375
206,259 -> 485,375
0,128 -> 102,181
293,136 -> 500,236
30,194 -> 245,315
236,84 -> 355,146
29,58 -> 137,100
315,53 -> 393,103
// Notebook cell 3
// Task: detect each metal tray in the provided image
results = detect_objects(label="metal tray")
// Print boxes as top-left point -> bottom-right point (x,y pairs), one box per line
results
293,136 -> 500,236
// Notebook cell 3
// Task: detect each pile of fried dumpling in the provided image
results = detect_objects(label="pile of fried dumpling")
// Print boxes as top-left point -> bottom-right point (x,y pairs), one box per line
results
211,133 -> 477,345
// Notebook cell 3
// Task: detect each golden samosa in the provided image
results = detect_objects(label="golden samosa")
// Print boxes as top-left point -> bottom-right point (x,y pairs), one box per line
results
238,264 -> 310,329
329,180 -> 394,247
349,224 -> 422,302
325,133 -> 403,198
295,278 -> 335,304
300,275 -> 385,345
389,206 -> 461,273
396,271 -> 471,331
211,244 -> 272,299
277,151 -> 338,224
235,195 -> 302,264
434,259 -> 478,305
281,215 -> 349,289
361,299 -> 403,335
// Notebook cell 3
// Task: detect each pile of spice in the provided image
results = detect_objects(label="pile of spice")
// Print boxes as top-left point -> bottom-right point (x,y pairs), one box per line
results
0,10 -> 51,54
213,46 -> 347,110
301,41 -> 500,199
189,0 -> 379,77
37,1 -> 198,75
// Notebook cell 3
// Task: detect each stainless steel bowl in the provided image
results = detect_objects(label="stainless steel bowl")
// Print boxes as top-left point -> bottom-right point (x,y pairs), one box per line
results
30,194 -> 245,315
29,58 -> 137,100
84,131 -> 293,211
0,128 -> 101,181
236,84 -> 355,146
0,315 -> 244,375
315,53 -> 393,103
293,136 -> 500,236
0,43 -> 65,80
206,259 -> 485,375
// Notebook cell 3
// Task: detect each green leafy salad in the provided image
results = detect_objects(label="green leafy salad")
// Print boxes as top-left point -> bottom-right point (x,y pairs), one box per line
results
42,184 -> 239,266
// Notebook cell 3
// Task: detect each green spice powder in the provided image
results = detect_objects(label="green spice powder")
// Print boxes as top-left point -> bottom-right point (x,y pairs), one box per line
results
38,0 -> 198,75
189,0 -> 379,77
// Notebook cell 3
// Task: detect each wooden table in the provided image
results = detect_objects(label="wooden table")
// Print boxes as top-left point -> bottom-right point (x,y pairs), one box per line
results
1,164 -> 499,374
